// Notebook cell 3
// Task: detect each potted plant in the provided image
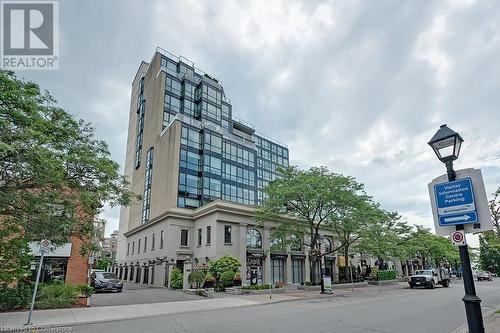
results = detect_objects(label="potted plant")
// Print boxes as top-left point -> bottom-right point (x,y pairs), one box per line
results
204,271 -> 215,289
77,284 -> 94,307
233,272 -> 242,287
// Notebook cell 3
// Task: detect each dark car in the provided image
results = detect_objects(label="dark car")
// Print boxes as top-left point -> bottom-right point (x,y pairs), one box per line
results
90,271 -> 123,292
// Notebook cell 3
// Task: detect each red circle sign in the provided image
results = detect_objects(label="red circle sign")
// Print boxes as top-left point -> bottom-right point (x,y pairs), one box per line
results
452,232 -> 464,243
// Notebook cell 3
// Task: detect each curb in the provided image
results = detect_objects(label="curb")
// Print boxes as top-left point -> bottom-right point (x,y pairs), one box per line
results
448,307 -> 499,333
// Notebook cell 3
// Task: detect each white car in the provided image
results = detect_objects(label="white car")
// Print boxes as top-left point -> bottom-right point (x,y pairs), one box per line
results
477,271 -> 492,281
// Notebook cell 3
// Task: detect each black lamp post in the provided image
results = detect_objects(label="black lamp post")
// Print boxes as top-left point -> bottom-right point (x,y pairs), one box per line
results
428,124 -> 484,333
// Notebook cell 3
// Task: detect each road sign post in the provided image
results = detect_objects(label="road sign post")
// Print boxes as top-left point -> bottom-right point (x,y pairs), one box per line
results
26,239 -> 51,326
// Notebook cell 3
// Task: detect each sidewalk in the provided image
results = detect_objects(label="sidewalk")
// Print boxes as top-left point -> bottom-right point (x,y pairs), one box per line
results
485,311 -> 500,333
0,297 -> 259,330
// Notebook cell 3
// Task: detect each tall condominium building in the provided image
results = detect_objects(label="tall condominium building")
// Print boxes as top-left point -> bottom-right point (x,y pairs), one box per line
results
114,48 -> 400,288
115,48 -> 297,288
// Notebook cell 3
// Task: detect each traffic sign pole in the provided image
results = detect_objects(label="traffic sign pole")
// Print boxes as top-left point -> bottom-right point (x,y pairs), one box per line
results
446,161 -> 484,333
25,251 -> 44,326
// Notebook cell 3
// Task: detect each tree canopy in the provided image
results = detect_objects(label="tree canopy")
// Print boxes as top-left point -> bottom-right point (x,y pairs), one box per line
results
0,70 -> 138,284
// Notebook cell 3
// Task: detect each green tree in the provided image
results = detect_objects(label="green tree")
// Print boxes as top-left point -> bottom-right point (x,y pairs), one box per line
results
0,70 -> 138,285
404,226 -> 459,268
169,268 -> 183,289
489,188 -> 500,238
479,231 -> 500,275
95,257 -> 112,270
209,254 -> 241,279
257,166 -> 378,284
356,211 -> 411,265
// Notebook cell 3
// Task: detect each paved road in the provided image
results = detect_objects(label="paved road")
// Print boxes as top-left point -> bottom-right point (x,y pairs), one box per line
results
91,282 -> 202,307
73,279 -> 500,333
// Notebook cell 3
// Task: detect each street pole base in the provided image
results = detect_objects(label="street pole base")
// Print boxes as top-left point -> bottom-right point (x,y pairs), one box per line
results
462,294 -> 482,304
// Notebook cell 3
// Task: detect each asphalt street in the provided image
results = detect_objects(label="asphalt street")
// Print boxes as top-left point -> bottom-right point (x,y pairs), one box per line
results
70,279 -> 500,333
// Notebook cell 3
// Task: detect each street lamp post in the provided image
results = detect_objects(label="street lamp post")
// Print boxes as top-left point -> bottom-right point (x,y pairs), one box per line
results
428,124 -> 484,333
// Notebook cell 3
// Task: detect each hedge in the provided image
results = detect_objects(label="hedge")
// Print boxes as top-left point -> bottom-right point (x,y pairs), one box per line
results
377,270 -> 396,281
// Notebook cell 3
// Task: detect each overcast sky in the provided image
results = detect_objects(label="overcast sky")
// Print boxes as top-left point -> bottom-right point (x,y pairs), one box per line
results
19,0 -> 500,243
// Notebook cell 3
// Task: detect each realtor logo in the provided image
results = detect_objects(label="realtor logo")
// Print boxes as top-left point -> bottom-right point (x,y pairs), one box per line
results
1,0 -> 58,70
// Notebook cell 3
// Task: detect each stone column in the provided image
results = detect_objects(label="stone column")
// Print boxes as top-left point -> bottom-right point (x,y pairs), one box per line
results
183,259 -> 192,290
305,252 -> 311,284
239,224 -> 248,285
286,253 -> 293,285
263,226 -> 271,285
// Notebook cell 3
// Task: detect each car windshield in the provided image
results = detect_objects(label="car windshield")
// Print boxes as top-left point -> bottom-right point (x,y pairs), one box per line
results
96,272 -> 117,279
415,270 -> 433,275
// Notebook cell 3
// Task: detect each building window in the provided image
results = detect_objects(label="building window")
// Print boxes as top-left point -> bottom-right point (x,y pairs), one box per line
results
127,243 -> 130,256
272,259 -> 285,284
178,173 -> 200,195
321,237 -> 332,253
135,77 -> 145,168
206,226 -> 211,245
165,76 -> 182,96
180,229 -> 189,247
180,149 -> 201,172
142,147 -> 154,224
137,239 -> 141,254
292,260 -> 304,284
132,241 -> 135,255
203,177 -> 221,199
160,230 -> 164,248
246,229 -> 262,249
290,234 -> 303,252
180,125 -> 201,149
203,155 -> 222,176
152,233 -> 155,251
224,225 -> 232,244
204,132 -> 222,154
197,228 -> 202,246
144,236 -> 147,252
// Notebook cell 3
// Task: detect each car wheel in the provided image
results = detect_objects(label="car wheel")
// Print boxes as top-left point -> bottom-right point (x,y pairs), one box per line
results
430,281 -> 435,289
117,289 -> 122,293
409,284 -> 414,289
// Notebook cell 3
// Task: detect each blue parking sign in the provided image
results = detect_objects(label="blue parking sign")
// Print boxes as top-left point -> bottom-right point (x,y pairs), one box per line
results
434,178 -> 478,226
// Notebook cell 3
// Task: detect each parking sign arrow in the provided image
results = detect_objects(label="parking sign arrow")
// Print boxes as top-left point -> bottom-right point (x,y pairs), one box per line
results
444,215 -> 471,223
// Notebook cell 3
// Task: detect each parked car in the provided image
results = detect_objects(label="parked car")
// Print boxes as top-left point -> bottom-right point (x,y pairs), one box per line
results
477,271 -> 492,281
90,271 -> 123,292
408,269 -> 450,289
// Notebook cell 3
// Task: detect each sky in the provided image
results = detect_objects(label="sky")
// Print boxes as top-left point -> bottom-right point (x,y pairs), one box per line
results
17,0 -> 500,244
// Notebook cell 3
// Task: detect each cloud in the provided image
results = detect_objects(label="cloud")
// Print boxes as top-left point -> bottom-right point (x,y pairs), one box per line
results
16,0 -> 500,237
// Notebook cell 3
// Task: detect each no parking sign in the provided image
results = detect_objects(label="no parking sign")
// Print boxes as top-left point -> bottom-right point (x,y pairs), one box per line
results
451,230 -> 466,246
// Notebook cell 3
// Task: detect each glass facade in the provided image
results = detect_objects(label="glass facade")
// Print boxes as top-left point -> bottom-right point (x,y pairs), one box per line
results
159,54 -> 289,209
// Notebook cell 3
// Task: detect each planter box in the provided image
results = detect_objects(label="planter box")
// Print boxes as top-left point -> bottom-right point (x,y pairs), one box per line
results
183,289 -> 213,298
74,297 -> 88,307
367,279 -> 398,286
331,281 -> 368,289
297,285 -> 321,291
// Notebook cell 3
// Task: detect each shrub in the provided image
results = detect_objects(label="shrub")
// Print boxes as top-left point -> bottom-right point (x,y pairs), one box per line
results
219,271 -> 235,288
77,284 -> 94,297
242,284 -> 271,290
205,271 -> 215,282
188,271 -> 206,289
0,283 -> 33,311
369,267 -> 379,280
377,270 -> 396,281
170,268 -> 183,289
35,284 -> 79,310
209,255 -> 241,279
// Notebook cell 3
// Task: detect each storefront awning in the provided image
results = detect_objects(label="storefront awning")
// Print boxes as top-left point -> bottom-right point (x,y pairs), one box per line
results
29,242 -> 72,257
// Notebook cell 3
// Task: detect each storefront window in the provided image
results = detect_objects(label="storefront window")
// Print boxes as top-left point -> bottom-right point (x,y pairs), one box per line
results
292,259 -> 304,284
246,229 -> 262,249
271,259 -> 285,284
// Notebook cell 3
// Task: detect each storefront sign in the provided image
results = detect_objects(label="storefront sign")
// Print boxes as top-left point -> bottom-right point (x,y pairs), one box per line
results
323,275 -> 332,293
271,253 -> 288,260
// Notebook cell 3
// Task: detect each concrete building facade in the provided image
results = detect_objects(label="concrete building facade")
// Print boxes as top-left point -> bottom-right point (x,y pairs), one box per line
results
115,48 -> 401,288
